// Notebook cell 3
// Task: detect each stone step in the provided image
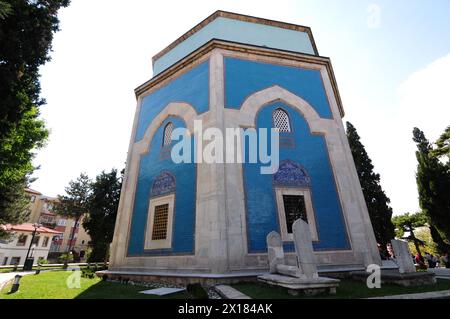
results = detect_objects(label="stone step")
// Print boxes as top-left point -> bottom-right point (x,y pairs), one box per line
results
215,285 -> 251,299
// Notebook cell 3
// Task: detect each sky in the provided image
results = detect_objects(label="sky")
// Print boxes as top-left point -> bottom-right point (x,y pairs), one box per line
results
31,0 -> 450,216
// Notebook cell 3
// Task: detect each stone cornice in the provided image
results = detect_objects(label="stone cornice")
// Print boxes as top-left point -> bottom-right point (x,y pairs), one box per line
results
136,39 -> 345,118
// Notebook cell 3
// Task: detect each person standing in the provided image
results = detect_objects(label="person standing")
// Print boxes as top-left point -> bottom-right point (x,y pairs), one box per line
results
443,252 -> 450,268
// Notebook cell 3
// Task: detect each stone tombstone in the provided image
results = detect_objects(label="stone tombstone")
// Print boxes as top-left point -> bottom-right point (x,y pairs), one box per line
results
292,219 -> 318,279
391,239 -> 416,274
267,231 -> 285,273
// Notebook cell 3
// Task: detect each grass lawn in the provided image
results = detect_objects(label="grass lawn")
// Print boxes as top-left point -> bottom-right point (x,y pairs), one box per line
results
0,266 -> 91,273
232,279 -> 450,299
0,271 -> 189,299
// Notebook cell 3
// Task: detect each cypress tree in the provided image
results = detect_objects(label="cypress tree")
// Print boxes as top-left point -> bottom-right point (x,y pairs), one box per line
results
429,224 -> 450,254
346,122 -> 395,246
432,125 -> 449,163
413,127 -> 450,246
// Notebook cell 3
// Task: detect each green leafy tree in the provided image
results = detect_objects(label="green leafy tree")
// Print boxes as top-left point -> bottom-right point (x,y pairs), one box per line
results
0,1 -> 12,19
0,0 -> 70,235
429,224 -> 450,254
392,211 -> 427,255
392,211 -> 427,237
0,108 -> 48,238
346,122 -> 395,246
54,173 -> 91,265
83,169 -> 122,263
432,125 -> 449,163
0,176 -> 29,238
391,215 -> 448,257
413,127 -> 450,246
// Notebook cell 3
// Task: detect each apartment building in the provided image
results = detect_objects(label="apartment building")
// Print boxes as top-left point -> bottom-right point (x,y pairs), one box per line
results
0,223 -> 61,266
25,188 -> 91,261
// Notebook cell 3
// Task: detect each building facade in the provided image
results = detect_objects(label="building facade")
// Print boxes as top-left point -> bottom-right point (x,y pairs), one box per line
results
109,11 -> 381,277
24,188 -> 91,260
0,223 -> 61,266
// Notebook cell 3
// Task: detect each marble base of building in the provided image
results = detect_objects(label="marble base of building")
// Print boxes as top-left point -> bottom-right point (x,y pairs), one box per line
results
97,265 -> 361,286
96,270 -> 261,286
351,270 -> 437,287
258,273 -> 340,295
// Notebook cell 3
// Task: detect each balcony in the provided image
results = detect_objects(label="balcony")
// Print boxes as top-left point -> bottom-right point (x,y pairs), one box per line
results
40,222 -> 57,229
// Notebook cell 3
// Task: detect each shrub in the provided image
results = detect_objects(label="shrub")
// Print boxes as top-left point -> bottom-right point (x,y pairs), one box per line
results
186,283 -> 209,299
58,253 -> 74,264
96,265 -> 107,272
81,268 -> 96,279
38,259 -> 49,265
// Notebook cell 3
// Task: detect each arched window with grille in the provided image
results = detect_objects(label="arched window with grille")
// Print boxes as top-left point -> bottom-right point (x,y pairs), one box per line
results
145,171 -> 176,250
273,108 -> 291,132
162,122 -> 173,146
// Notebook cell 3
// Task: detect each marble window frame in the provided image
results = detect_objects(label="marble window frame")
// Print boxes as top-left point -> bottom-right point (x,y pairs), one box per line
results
274,187 -> 318,242
144,193 -> 175,250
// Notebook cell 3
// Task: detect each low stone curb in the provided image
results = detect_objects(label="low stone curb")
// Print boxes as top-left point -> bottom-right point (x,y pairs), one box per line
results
368,289 -> 450,299
214,285 -> 252,299
0,278 -> 12,291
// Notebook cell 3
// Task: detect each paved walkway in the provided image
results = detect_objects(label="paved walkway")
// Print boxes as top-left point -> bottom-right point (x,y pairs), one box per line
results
428,268 -> 450,279
368,289 -> 450,299
215,285 -> 252,299
0,272 -> 33,290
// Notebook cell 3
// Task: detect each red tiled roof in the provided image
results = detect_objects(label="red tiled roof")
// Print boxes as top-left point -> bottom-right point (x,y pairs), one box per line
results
1,223 -> 62,235
24,188 -> 42,195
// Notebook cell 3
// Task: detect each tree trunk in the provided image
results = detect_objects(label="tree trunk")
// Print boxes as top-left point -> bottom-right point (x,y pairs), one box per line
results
409,227 -> 422,256
64,216 -> 80,268
104,243 -> 109,268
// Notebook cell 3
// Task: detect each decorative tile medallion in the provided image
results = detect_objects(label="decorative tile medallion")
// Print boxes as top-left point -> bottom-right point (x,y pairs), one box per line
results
151,171 -> 176,197
273,159 -> 311,187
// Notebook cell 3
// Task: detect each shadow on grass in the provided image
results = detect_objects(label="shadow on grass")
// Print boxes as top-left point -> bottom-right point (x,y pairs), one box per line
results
74,280 -> 190,299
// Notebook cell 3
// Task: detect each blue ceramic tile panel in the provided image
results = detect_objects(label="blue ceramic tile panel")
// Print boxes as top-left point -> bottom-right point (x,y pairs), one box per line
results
128,117 -> 196,256
243,103 -> 349,253
224,57 -> 332,119
135,61 -> 209,142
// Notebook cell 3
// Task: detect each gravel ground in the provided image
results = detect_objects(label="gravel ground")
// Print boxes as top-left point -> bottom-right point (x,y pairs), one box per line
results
207,287 -> 222,299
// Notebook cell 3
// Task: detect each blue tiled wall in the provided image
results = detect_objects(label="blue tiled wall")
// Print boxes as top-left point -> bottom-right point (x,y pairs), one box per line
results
135,60 -> 210,142
224,57 -> 333,119
127,117 -> 196,256
243,103 -> 350,253
129,56 -> 348,257
153,17 -> 315,75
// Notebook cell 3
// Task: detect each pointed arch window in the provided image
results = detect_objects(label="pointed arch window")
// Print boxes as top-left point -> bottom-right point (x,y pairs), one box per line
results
163,122 -> 173,146
273,108 -> 291,133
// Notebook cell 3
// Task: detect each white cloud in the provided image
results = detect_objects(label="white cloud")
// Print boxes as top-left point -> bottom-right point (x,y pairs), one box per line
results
381,53 -> 450,215
397,52 -> 450,141
336,53 -> 450,216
